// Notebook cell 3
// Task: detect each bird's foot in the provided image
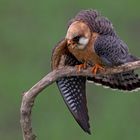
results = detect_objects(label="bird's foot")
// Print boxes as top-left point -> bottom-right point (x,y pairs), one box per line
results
91,64 -> 104,75
76,63 -> 87,72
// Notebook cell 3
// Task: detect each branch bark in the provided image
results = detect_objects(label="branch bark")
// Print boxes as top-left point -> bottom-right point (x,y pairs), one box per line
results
20,60 -> 140,140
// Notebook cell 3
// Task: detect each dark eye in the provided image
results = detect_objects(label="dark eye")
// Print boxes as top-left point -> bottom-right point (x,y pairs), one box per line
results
72,35 -> 82,43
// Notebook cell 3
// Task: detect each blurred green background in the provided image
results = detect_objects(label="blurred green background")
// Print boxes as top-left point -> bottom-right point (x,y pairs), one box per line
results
1,0 -> 140,139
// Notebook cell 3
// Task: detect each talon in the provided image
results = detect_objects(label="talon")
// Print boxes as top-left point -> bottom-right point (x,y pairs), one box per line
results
76,63 -> 87,72
91,64 -> 104,75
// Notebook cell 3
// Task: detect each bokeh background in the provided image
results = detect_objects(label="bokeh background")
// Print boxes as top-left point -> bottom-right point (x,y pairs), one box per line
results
1,0 -> 140,139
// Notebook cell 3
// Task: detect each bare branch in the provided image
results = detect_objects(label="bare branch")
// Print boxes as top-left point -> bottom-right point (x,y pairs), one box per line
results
20,60 -> 140,140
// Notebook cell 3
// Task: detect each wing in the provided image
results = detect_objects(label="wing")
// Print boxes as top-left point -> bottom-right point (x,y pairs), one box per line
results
52,39 -> 90,134
51,38 -> 68,69
89,35 -> 140,91
94,35 -> 129,66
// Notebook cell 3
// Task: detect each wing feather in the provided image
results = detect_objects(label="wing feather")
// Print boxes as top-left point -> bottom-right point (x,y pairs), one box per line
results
52,39 -> 90,134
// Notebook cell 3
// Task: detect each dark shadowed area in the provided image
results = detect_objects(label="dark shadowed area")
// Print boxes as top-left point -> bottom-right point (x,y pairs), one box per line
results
0,0 -> 140,140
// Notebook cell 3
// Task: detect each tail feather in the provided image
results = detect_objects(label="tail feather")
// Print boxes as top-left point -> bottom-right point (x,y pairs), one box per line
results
87,71 -> 140,91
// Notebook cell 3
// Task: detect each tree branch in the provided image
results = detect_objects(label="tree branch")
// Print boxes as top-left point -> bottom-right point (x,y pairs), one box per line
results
20,60 -> 140,140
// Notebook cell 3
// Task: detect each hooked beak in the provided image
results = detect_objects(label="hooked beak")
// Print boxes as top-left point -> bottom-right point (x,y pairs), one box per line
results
67,39 -> 72,46
66,30 -> 76,48
67,39 -> 76,49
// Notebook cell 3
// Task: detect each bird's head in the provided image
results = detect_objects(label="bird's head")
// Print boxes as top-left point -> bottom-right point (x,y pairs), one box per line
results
66,21 -> 91,50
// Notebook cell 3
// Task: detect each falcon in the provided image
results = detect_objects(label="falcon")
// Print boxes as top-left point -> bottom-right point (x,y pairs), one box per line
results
51,9 -> 140,134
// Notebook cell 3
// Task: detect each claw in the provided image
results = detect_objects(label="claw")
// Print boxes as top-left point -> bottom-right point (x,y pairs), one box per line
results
91,64 -> 104,75
76,63 -> 87,72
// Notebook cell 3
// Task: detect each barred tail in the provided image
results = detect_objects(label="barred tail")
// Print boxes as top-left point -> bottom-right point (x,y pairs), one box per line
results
88,71 -> 140,91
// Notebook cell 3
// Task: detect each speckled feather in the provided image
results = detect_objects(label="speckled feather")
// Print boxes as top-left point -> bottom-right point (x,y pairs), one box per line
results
88,71 -> 140,91
94,35 -> 129,66
92,29 -> 140,90
52,40 -> 91,134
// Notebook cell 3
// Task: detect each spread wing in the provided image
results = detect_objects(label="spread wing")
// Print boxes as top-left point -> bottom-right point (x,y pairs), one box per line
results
52,39 -> 90,134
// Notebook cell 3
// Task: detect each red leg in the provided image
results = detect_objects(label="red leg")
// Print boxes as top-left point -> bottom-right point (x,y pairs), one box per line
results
91,64 -> 104,75
76,62 -> 87,72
